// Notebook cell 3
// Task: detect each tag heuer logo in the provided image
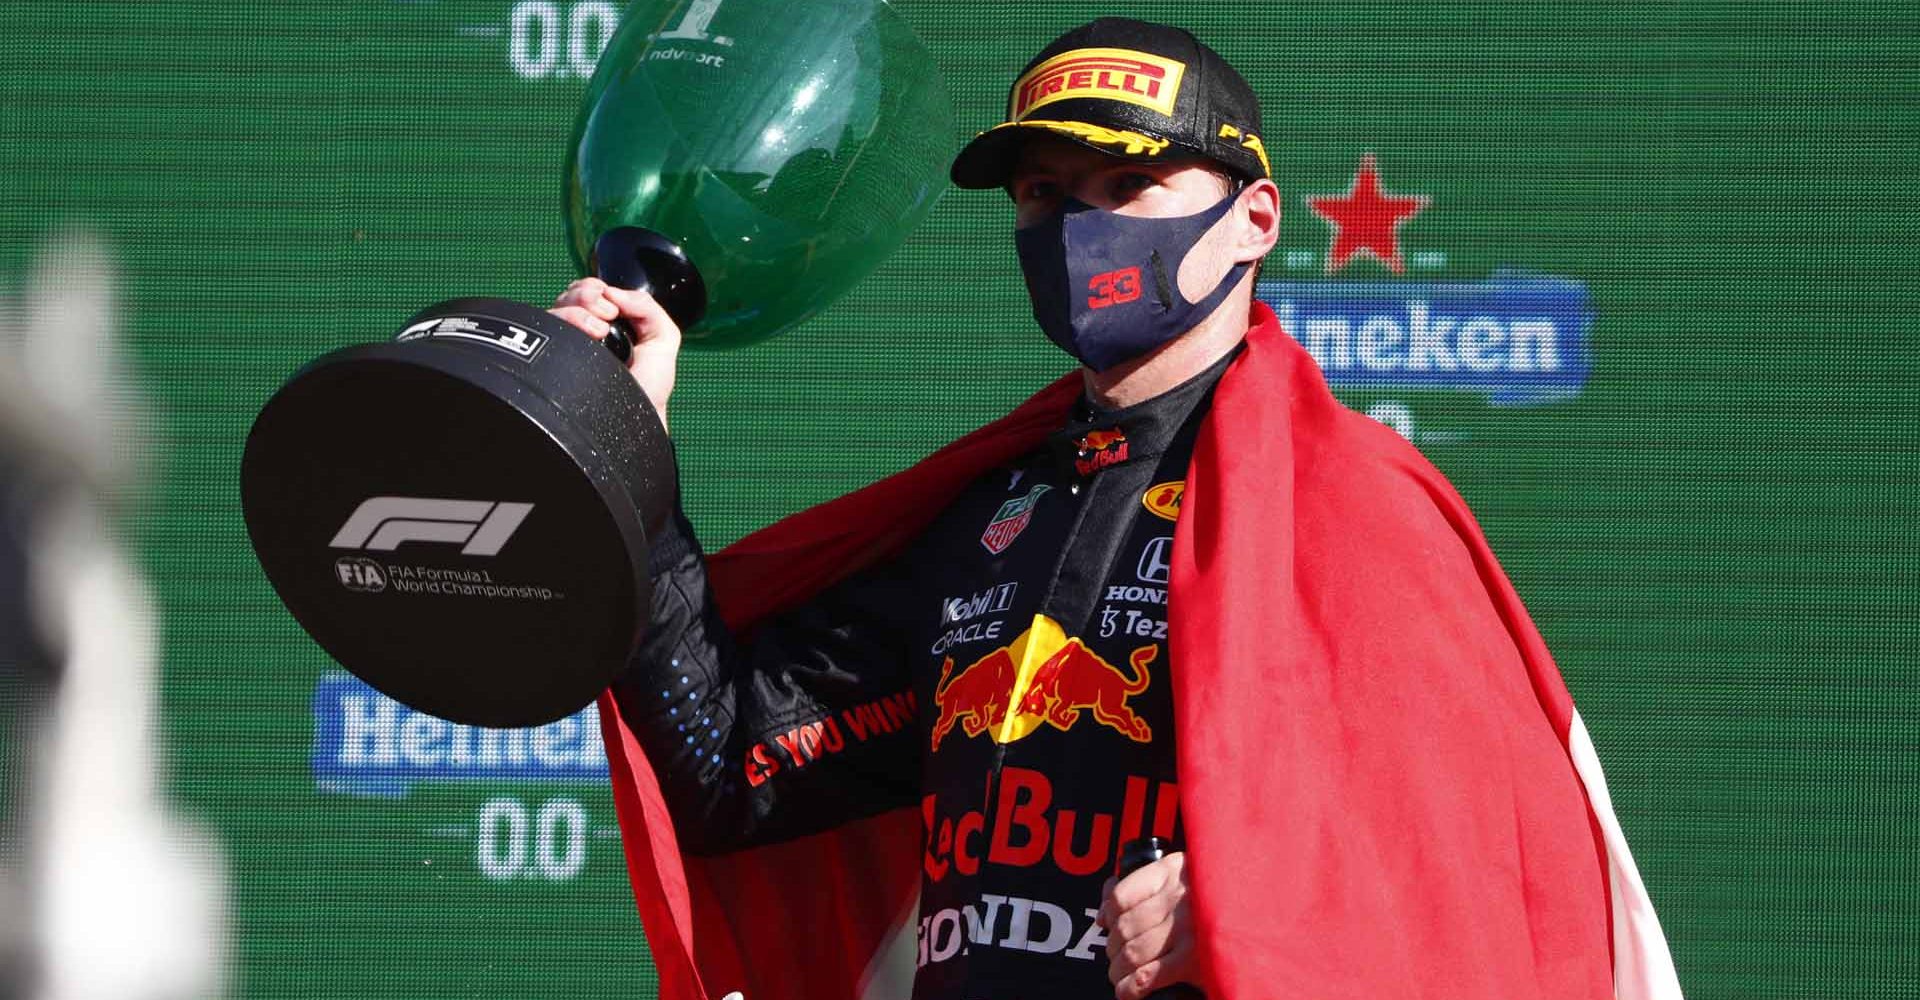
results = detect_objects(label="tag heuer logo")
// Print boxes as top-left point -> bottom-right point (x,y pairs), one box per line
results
980,484 -> 1051,555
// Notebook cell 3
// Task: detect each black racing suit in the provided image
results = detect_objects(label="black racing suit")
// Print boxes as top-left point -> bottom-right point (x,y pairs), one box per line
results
613,350 -> 1233,999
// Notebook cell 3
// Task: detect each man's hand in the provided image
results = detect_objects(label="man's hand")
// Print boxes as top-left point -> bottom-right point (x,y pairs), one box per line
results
1099,850 -> 1207,1000
549,277 -> 681,430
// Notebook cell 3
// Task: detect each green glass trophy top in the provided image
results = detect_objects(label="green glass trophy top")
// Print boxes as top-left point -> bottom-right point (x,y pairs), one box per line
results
565,0 -> 954,348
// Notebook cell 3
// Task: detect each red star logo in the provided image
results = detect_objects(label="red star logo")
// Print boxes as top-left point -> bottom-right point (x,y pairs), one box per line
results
1306,153 -> 1430,274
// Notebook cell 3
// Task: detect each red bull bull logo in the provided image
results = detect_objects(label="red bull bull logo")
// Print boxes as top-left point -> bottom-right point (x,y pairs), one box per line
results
1017,643 -> 1154,742
1073,428 -> 1130,476
930,615 -> 1154,752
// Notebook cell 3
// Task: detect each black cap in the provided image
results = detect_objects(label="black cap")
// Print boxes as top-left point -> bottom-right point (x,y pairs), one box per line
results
950,18 -> 1270,190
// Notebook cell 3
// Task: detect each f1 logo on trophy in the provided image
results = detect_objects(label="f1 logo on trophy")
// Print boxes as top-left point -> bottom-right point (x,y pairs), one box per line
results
242,0 -> 953,728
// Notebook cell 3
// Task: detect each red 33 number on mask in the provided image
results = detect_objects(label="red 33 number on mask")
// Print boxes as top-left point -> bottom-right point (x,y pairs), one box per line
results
1087,267 -> 1143,310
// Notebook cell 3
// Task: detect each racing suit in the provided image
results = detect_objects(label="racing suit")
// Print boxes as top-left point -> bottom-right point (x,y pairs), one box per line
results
613,348 -> 1234,999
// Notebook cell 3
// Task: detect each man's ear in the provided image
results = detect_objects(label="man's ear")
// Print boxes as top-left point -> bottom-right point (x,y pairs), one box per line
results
1233,179 -> 1281,264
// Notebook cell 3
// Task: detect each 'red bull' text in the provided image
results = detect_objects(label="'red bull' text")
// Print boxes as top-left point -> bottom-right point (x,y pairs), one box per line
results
921,765 -> 1179,882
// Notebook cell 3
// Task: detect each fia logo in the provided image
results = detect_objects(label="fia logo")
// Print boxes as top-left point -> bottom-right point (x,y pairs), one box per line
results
331,497 -> 534,557
334,557 -> 387,592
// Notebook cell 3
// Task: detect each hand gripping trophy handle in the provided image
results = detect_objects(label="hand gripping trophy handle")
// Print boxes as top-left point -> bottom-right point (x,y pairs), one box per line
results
591,226 -> 710,365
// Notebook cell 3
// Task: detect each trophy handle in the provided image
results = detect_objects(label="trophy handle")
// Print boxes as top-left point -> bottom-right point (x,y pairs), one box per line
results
590,226 -> 710,363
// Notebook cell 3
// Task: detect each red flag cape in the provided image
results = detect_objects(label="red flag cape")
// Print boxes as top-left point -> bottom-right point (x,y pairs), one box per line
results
596,303 -> 1682,1000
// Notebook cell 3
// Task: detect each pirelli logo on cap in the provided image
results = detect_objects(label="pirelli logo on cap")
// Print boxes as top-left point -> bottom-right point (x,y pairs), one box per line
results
1010,47 -> 1186,119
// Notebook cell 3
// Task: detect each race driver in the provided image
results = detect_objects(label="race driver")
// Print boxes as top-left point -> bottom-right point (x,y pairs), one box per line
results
552,19 -> 1275,998
548,15 -> 1672,1000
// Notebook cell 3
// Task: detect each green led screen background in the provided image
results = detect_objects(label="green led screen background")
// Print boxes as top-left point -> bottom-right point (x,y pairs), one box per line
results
3,0 -> 1914,997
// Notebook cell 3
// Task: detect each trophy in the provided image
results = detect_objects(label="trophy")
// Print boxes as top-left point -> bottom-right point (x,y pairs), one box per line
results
241,0 -> 953,727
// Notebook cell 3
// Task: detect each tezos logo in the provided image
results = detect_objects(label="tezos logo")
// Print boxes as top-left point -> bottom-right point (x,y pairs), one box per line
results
331,497 -> 534,557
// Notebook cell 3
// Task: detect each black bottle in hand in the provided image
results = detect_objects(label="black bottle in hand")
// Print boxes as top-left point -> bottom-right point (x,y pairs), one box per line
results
1114,837 -> 1205,1000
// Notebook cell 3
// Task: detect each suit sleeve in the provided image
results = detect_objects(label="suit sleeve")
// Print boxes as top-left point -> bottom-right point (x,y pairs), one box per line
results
610,502 -> 924,856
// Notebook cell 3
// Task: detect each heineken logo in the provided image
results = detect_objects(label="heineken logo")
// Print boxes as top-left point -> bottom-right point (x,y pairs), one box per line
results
1262,151 -> 1595,445
980,484 -> 1051,555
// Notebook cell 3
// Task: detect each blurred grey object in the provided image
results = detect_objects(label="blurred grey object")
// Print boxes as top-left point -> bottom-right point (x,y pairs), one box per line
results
0,234 -> 226,1000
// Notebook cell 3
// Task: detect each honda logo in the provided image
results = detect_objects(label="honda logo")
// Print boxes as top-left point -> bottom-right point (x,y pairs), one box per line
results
330,497 -> 534,557
1136,536 -> 1171,584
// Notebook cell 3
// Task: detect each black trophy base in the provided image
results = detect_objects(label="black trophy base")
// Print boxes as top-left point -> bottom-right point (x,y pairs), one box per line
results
241,297 -> 674,728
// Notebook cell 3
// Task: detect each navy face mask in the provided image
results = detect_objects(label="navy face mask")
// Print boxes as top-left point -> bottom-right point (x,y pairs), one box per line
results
1014,190 -> 1250,373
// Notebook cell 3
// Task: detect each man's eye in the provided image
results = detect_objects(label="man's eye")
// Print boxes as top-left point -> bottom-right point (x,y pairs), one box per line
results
1019,180 -> 1061,202
1113,172 -> 1156,195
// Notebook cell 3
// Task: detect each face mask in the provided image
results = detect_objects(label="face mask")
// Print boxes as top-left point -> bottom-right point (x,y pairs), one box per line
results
1014,190 -> 1250,373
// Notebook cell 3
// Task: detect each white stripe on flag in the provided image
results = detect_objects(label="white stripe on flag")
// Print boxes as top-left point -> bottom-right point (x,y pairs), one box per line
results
1567,711 -> 1686,1000
858,889 -> 920,1000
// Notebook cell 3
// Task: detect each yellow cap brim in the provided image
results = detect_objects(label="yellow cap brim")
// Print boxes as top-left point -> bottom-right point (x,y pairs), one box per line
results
949,119 -> 1182,189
